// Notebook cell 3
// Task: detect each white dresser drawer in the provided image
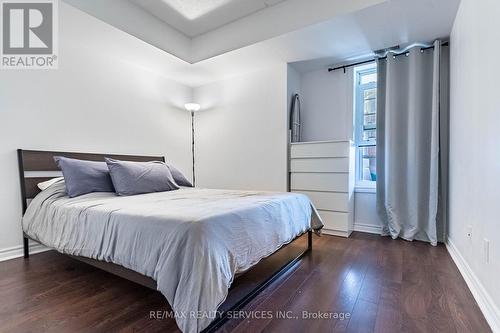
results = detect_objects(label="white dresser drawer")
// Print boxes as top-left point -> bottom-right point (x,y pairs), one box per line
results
318,210 -> 349,231
290,141 -> 350,158
290,157 -> 349,173
293,190 -> 348,212
291,173 -> 348,192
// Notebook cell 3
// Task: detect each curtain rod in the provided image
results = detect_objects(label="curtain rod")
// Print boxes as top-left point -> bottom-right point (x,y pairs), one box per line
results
328,41 -> 449,73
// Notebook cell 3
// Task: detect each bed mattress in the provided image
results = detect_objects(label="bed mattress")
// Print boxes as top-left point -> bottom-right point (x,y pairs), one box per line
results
22,181 -> 323,332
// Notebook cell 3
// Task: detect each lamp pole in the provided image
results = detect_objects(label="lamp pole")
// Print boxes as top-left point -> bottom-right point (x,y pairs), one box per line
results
191,110 -> 195,187
184,103 -> 201,187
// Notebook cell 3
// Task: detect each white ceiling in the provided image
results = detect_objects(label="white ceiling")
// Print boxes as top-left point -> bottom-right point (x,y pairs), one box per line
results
61,0 -> 461,87
63,0 -> 386,63
289,0 -> 461,73
129,0 -> 288,37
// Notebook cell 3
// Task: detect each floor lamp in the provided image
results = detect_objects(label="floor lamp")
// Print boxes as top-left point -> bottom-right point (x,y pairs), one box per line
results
184,103 -> 201,186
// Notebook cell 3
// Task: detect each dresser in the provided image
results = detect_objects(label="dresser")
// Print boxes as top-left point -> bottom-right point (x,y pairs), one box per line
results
289,140 -> 355,237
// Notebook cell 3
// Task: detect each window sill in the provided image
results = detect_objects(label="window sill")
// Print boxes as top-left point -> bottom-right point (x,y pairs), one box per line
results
354,186 -> 376,194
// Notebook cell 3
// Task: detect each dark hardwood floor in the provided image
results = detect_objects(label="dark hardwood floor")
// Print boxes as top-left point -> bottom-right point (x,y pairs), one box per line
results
0,233 -> 491,333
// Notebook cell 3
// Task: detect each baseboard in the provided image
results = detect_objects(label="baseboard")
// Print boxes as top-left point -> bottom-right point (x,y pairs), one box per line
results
323,224 -> 381,237
322,229 -> 350,238
353,222 -> 381,235
446,237 -> 500,332
0,241 -> 50,262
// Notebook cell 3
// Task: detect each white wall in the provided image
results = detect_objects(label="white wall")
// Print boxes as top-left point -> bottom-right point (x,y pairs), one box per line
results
354,191 -> 382,233
295,66 -> 381,233
193,64 -> 288,191
299,67 -> 353,142
287,65 -> 302,190
0,3 -> 192,259
287,65 -> 301,119
448,0 -> 500,330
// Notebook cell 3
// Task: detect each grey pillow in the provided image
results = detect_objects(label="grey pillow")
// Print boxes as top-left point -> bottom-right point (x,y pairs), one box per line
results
54,156 -> 115,198
105,158 -> 179,196
167,164 -> 193,187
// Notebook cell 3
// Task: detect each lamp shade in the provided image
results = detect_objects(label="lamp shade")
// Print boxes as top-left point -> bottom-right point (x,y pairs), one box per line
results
184,103 -> 201,112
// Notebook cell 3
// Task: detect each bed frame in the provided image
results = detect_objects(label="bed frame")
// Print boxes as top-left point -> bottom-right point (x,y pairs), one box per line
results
17,149 -> 312,333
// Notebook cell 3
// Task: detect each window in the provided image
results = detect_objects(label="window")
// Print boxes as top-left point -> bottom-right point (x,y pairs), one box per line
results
354,64 -> 377,187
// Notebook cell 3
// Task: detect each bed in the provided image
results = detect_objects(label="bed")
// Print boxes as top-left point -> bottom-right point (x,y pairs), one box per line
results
17,149 -> 323,333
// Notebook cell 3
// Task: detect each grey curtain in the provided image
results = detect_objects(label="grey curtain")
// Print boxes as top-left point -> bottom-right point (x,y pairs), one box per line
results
376,40 -> 448,246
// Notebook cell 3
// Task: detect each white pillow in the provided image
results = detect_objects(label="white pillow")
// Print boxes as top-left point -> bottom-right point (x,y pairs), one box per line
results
37,177 -> 64,191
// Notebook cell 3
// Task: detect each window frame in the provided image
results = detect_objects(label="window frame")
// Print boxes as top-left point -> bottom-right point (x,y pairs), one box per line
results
354,65 -> 377,189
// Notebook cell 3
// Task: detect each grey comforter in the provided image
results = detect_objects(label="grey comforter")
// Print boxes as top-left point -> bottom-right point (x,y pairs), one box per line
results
22,181 -> 323,332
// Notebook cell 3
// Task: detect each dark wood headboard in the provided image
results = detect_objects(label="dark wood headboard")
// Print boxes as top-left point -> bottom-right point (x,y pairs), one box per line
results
17,149 -> 165,213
